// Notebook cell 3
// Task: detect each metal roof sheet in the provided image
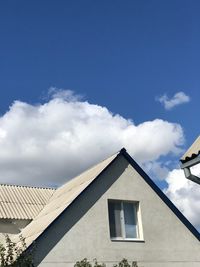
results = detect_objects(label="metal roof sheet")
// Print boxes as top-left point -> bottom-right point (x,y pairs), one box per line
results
0,185 -> 55,220
15,152 -> 119,247
181,136 -> 200,162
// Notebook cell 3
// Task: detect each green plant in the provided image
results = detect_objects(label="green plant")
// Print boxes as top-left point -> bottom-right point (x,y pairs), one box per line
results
74,258 -> 92,267
113,258 -> 138,267
75,258 -> 106,267
75,258 -> 138,267
0,234 -> 34,267
93,258 -> 106,267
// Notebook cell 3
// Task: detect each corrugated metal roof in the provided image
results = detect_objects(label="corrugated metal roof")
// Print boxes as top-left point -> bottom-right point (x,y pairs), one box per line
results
14,151 -> 119,247
0,185 -> 55,220
181,136 -> 200,163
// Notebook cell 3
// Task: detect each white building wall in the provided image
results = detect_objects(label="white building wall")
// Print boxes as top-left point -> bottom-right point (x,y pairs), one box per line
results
29,156 -> 200,267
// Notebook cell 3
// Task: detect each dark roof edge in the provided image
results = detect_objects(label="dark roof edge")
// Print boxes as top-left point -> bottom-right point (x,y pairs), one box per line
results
120,148 -> 200,242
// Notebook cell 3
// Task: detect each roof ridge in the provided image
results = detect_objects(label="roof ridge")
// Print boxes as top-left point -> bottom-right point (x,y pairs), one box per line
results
0,183 -> 56,190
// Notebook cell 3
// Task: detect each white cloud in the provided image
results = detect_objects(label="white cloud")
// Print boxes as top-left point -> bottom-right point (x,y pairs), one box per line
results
0,89 -> 184,187
143,161 -> 170,180
165,164 -> 200,229
157,91 -> 190,110
47,87 -> 83,102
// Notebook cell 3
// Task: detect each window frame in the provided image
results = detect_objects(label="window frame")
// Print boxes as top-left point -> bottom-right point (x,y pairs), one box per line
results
107,199 -> 144,242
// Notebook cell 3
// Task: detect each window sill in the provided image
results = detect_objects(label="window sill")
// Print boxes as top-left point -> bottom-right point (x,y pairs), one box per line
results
110,238 -> 145,243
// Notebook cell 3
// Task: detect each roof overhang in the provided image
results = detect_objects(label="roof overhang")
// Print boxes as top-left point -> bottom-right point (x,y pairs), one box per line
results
181,155 -> 200,169
180,136 -> 200,185
181,136 -> 200,164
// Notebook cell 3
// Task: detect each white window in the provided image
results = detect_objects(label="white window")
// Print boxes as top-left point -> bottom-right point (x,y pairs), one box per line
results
108,200 -> 143,240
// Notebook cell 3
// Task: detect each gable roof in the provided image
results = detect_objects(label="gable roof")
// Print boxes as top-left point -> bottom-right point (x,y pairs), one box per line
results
14,149 -> 200,248
0,184 -> 55,220
15,152 -> 118,247
181,136 -> 200,163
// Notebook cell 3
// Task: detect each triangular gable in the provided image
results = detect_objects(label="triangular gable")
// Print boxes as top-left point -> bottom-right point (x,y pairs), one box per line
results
120,148 -> 200,241
14,148 -> 200,249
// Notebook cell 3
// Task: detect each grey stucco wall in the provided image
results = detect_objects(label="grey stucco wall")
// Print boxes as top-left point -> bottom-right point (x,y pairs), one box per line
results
34,156 -> 200,267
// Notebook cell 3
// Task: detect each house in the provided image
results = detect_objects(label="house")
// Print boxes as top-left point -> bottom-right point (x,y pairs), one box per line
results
180,136 -> 200,184
0,148 -> 200,267
0,185 -> 55,240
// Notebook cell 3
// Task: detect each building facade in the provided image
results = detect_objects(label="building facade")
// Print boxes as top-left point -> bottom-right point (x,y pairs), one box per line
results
0,149 -> 200,266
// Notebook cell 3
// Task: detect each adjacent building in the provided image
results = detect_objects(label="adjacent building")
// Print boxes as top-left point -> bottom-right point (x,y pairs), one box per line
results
180,136 -> 200,184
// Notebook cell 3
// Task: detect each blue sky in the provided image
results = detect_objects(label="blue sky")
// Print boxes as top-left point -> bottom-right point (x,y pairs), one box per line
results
0,0 -> 199,138
0,1 -> 200,228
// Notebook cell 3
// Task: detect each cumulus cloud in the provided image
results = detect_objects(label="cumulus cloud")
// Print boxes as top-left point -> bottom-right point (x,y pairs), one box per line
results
0,89 -> 184,187
157,91 -> 190,110
143,161 -> 170,180
165,164 -> 200,229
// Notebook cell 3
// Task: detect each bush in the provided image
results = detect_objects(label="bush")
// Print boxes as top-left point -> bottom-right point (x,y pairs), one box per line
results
75,258 -> 138,267
113,258 -> 138,267
0,234 -> 34,267
93,258 -> 106,267
75,258 -> 92,267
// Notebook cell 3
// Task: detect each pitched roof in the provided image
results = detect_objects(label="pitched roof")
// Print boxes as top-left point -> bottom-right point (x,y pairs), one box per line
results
181,136 -> 200,163
15,152 -> 119,247
14,149 -> 200,248
0,184 -> 55,220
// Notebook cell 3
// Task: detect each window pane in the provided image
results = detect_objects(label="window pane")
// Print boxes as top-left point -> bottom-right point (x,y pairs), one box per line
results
108,202 -> 122,238
123,202 -> 137,238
